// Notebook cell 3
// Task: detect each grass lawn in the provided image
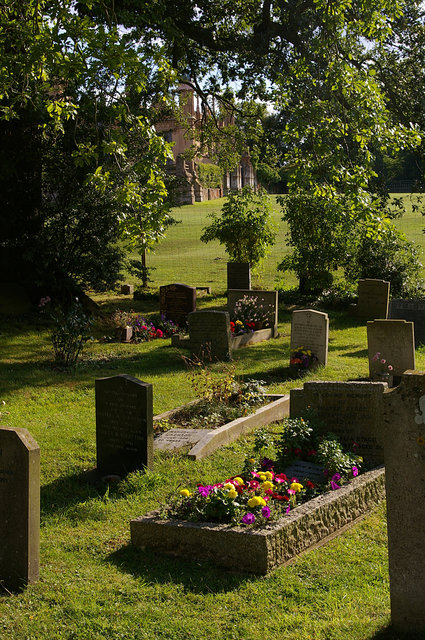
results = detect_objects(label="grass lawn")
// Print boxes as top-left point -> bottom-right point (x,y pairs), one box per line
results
1,289 -> 424,640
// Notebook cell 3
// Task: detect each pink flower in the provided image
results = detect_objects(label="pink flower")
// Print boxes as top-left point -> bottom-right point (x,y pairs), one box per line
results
288,489 -> 296,495
372,352 -> 380,361
380,358 -> 386,365
352,466 -> 359,477
388,365 -> 393,371
156,329 -> 163,338
261,506 -> 271,518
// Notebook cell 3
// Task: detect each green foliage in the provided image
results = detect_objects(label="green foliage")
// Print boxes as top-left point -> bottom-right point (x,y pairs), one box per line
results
344,221 -> 425,297
197,163 -> 223,188
46,299 -> 93,367
315,437 -> 360,479
201,186 -> 277,266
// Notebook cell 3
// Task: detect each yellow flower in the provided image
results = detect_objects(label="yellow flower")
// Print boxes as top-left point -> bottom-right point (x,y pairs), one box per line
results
180,489 -> 191,497
227,489 -> 238,499
248,496 -> 260,508
257,496 -> 266,507
223,482 -> 234,491
290,482 -> 303,493
258,473 -> 267,481
262,481 -> 274,491
265,471 -> 273,480
233,477 -> 244,486
248,458 -> 255,464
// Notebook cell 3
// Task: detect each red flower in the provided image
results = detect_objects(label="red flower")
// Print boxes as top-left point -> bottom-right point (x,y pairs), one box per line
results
293,448 -> 302,456
306,481 -> 315,489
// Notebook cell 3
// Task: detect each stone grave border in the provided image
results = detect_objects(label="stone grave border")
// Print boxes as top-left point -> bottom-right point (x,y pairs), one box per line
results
154,394 -> 289,460
172,327 -> 276,351
131,466 -> 385,575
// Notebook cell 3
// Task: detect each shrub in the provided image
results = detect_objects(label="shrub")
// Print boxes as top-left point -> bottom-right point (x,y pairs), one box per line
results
197,163 -> 223,188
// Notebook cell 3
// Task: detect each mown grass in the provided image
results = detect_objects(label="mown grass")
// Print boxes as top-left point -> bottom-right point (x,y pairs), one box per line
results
1,289 -> 425,640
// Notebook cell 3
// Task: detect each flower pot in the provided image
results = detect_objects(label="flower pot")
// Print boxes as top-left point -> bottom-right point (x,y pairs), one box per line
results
115,326 -> 133,343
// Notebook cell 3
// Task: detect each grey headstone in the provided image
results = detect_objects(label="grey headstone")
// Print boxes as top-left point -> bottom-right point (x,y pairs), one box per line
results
154,429 -> 211,451
290,309 -> 329,365
383,371 -> 425,635
389,298 -> 425,347
95,375 -> 153,476
227,262 -> 251,290
356,279 -> 390,320
0,426 -> 40,590
159,283 -> 196,325
227,289 -> 278,335
367,319 -> 415,378
188,310 -> 232,361
121,284 -> 134,295
290,381 -> 386,463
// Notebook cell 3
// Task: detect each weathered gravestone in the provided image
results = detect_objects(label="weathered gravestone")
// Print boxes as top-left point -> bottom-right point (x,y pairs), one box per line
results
290,381 -> 386,464
390,298 -> 425,347
290,309 -> 329,366
227,289 -> 279,337
227,262 -> 251,290
188,310 -> 232,361
356,278 -> 390,320
383,371 -> 425,636
367,319 -> 415,380
120,283 -> 134,295
95,375 -> 153,476
159,283 -> 196,325
0,426 -> 40,590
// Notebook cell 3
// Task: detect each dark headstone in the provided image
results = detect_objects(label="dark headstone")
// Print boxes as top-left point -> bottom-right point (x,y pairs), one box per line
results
121,283 -> 134,295
188,310 -> 232,361
227,262 -> 251,290
290,381 -> 386,464
383,371 -> 425,635
159,283 -> 196,325
95,375 -> 153,476
0,426 -> 40,590
390,298 -> 425,347
356,279 -> 390,320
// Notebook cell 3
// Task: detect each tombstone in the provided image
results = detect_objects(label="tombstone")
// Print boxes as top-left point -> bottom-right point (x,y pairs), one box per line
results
390,298 -> 425,347
290,381 -> 386,464
356,279 -> 390,320
383,371 -> 425,635
290,309 -> 329,366
0,426 -> 40,590
120,283 -> 134,295
95,375 -> 153,476
367,319 -> 415,380
159,283 -> 196,325
227,289 -> 279,336
188,310 -> 232,361
227,263 -> 251,290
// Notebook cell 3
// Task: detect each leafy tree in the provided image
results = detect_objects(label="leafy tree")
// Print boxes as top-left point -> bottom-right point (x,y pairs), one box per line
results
200,186 -> 276,267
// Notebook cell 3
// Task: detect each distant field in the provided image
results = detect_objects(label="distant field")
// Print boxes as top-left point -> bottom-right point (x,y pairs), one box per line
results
128,194 -> 425,293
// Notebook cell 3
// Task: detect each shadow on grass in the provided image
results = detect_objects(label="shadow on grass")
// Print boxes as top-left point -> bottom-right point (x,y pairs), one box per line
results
107,543 -> 253,594
40,469 -> 115,516
370,627 -> 422,640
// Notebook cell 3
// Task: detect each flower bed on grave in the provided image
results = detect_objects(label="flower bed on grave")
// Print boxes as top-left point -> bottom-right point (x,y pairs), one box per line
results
132,416 -> 386,572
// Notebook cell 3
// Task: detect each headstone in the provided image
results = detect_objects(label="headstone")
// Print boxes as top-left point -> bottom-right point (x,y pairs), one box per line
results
356,279 -> 390,320
188,310 -> 232,361
0,426 -> 40,590
227,289 -> 278,336
290,381 -> 386,463
367,319 -> 415,379
227,262 -> 251,290
95,375 -> 153,476
390,298 -> 425,347
383,371 -> 425,635
159,283 -> 196,325
154,429 -> 211,452
290,309 -> 329,365
121,283 -> 134,295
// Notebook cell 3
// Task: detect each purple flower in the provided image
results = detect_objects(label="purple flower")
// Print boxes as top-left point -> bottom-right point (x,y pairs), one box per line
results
330,481 -> 340,490
285,505 -> 291,514
330,473 -> 341,490
352,466 -> 359,477
197,485 -> 213,497
261,506 -> 271,519
261,457 -> 274,470
242,512 -> 256,525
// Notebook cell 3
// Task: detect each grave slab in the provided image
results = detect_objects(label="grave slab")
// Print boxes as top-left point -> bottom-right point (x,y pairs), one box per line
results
0,426 -> 40,590
154,429 -> 212,452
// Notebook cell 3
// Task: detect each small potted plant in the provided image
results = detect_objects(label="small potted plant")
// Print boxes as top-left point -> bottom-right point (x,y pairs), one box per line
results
289,346 -> 319,375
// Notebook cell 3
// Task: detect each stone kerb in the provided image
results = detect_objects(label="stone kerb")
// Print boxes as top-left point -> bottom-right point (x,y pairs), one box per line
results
367,319 -> 415,379
0,426 -> 40,590
290,381 -> 386,464
290,309 -> 329,366
95,374 -> 153,477
390,298 -> 425,347
383,371 -> 425,636
356,279 -> 390,320
227,289 -> 279,337
188,310 -> 232,361
159,283 -> 196,325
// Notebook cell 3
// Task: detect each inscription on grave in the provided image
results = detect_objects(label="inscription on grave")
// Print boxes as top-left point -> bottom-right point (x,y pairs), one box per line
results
159,283 -> 196,325
154,429 -> 211,452
290,381 -> 385,463
290,309 -> 329,365
96,375 -> 153,476
0,426 -> 40,590
284,460 -> 325,485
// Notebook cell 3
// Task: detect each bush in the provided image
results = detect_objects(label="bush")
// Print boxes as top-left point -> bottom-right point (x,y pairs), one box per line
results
201,186 -> 277,267
197,163 -> 223,188
344,223 -> 424,297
